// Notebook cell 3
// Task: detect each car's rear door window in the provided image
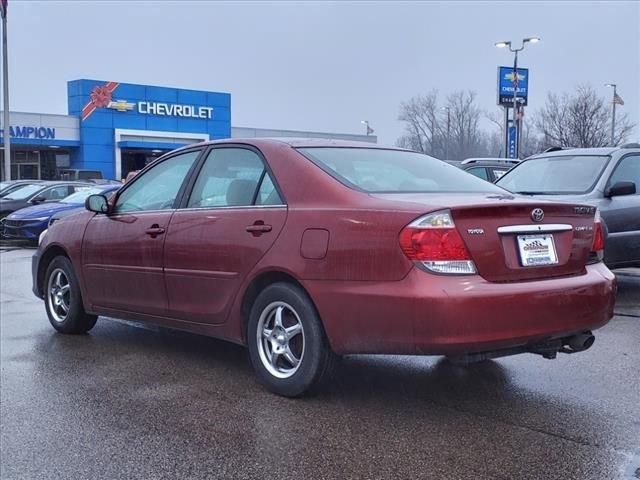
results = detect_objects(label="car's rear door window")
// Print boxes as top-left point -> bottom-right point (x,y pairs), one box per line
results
255,172 -> 283,205
187,148 -> 281,207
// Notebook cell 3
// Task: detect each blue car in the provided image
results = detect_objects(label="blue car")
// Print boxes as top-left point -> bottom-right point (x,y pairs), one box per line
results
1,184 -> 120,243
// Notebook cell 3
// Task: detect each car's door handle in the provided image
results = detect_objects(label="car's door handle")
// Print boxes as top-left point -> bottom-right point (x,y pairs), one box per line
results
246,221 -> 272,236
145,224 -> 166,237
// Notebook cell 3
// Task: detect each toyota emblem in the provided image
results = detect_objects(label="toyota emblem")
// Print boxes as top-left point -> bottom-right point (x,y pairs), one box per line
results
531,208 -> 544,222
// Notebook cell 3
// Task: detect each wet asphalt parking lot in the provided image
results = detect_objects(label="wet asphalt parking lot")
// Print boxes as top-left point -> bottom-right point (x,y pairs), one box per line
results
1,247 -> 639,480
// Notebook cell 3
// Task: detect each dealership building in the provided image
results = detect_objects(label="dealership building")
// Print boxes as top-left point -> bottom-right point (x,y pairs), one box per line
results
0,79 -> 376,181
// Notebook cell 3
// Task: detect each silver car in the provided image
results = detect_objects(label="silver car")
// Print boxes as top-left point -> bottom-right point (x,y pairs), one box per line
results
496,143 -> 640,268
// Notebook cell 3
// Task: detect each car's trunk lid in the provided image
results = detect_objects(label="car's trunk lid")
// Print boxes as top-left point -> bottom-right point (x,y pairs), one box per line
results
371,192 -> 598,282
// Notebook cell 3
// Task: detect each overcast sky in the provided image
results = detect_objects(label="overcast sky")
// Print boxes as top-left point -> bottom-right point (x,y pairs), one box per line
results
5,0 -> 640,144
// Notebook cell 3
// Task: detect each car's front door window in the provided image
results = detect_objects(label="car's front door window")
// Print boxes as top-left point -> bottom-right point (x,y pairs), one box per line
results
115,150 -> 201,213
608,155 -> 640,193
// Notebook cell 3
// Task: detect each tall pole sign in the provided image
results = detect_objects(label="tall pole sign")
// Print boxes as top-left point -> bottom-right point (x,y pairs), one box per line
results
495,37 -> 538,159
497,66 -> 529,159
1,0 -> 9,181
512,51 -> 519,159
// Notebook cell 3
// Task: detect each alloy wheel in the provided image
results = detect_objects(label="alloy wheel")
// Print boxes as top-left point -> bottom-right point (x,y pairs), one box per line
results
47,268 -> 71,323
256,301 -> 305,379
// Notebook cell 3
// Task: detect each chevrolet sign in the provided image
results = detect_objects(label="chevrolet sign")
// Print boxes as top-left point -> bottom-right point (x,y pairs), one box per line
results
107,100 -> 135,112
138,101 -> 213,119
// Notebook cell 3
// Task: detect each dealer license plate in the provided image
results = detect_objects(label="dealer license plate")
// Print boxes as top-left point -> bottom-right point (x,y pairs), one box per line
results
517,234 -> 558,267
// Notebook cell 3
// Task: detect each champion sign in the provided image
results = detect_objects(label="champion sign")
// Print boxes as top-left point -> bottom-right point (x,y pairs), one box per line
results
0,126 -> 56,139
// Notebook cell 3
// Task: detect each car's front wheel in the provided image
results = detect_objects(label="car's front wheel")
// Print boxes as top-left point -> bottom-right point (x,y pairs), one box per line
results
44,256 -> 97,334
247,282 -> 334,397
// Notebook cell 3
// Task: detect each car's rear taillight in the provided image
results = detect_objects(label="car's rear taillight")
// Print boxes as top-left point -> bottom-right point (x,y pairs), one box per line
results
399,210 -> 477,275
588,210 -> 605,263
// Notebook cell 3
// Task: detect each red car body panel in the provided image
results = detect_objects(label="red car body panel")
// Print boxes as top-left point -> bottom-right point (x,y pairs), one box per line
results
163,207 -> 288,324
35,138 -> 616,357
304,263 -> 615,354
83,211 -> 172,316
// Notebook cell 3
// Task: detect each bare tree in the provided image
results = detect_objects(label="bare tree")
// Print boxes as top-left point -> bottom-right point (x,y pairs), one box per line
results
484,109 -> 505,157
396,90 -> 441,155
535,85 -> 635,148
519,120 -> 544,157
397,90 -> 489,160
445,91 -> 489,159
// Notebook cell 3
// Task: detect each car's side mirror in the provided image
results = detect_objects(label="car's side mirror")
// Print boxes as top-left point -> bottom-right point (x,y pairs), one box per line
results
85,194 -> 109,214
605,181 -> 636,198
30,195 -> 46,204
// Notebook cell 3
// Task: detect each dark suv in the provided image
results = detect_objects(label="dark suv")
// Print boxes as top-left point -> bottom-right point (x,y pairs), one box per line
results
497,143 -> 640,268
456,158 -> 520,183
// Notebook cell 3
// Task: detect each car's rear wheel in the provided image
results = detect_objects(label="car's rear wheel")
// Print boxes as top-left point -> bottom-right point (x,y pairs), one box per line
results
247,282 -> 334,397
44,256 -> 97,334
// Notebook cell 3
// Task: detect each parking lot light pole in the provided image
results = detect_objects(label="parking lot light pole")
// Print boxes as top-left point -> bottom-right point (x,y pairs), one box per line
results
495,37 -> 540,158
605,83 -> 617,146
1,4 -> 10,181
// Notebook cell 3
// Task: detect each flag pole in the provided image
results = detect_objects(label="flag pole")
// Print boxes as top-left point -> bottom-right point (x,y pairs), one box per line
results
1,4 -> 10,181
610,85 -> 617,147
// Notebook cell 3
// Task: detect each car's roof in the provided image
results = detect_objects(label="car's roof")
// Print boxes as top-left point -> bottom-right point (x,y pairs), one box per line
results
527,146 -> 624,159
461,157 -> 519,165
462,161 -> 516,168
1,180 -> 81,191
191,137 -> 401,150
35,181 -> 92,187
3,180 -> 47,185
4,179 -> 46,184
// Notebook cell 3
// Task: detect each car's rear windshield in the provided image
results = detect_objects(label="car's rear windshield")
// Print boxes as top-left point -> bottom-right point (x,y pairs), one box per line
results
297,148 -> 503,193
496,155 -> 609,194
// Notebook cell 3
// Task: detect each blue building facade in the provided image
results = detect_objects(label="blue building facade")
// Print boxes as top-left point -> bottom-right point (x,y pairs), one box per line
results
2,78 -> 374,181
67,79 -> 231,179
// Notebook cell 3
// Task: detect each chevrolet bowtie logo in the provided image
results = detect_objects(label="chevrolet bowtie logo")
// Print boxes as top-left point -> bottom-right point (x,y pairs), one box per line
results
505,72 -> 526,82
107,100 -> 135,112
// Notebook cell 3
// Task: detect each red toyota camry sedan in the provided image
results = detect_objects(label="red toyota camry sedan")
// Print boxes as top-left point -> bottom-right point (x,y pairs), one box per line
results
32,139 -> 616,396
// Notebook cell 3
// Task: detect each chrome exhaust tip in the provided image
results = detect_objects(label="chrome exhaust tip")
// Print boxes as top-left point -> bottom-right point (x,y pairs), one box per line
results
566,332 -> 595,352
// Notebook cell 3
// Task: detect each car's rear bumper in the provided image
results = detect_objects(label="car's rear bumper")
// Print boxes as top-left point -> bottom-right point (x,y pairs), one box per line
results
306,262 -> 616,355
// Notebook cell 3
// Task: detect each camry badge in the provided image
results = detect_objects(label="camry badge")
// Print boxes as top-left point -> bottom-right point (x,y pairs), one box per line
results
531,208 -> 544,222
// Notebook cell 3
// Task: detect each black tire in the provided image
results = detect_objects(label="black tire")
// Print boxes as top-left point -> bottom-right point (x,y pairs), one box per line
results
44,256 -> 97,334
247,282 -> 334,397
